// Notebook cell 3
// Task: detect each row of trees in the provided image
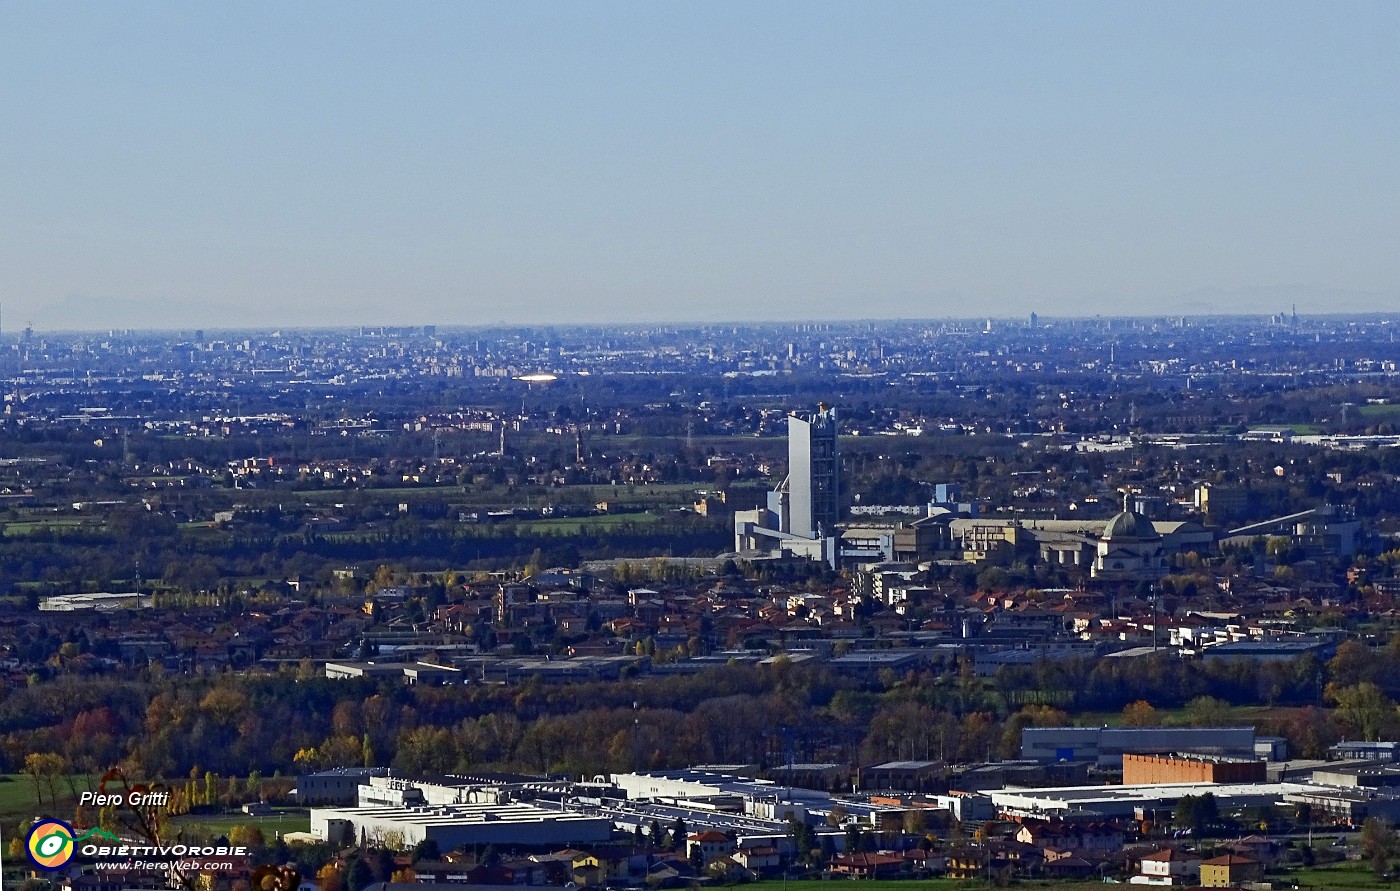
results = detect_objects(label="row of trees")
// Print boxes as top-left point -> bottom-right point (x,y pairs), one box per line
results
6,642 -> 1400,785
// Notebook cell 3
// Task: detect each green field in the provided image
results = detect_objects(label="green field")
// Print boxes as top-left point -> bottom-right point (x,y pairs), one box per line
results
1250,422 -> 1325,434
2,519 -> 98,536
520,512 -> 663,533
0,776 -> 309,842
577,483 -> 710,502
292,484 -> 468,502
0,775 -> 43,817
1292,863 -> 1392,889
0,774 -> 100,818
1359,403 -> 1400,418
169,809 -> 311,840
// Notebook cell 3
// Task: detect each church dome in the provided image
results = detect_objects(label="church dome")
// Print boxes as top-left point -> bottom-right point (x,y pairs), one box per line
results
1102,507 -> 1160,541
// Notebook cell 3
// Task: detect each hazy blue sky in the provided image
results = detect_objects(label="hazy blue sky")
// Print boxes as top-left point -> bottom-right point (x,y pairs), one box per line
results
2,1 -> 1398,330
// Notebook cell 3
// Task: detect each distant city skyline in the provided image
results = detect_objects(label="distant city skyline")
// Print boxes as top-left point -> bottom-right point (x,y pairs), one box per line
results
4,299 -> 1400,337
3,2 -> 1398,331
8,284 -> 1400,335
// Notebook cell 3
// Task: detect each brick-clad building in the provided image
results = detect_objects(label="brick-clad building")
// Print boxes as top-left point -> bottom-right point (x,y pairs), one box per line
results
1122,753 -> 1267,785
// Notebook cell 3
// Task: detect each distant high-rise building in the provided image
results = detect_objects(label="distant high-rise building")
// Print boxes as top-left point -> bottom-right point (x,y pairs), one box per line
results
787,405 -> 840,538
732,404 -> 841,567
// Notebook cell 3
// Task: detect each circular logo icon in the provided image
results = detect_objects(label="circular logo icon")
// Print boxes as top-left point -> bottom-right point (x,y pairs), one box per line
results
26,818 -> 77,870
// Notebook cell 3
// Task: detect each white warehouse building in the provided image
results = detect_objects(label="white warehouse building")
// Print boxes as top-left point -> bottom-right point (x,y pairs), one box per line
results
988,781 -> 1325,820
310,803 -> 613,848
610,769 -> 831,805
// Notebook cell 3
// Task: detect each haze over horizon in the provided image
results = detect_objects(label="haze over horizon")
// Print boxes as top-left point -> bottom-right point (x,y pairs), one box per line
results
3,2 -> 1398,331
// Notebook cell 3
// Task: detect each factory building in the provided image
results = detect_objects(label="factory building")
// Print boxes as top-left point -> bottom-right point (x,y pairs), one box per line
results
1329,741 -> 1400,762
733,405 -> 841,567
296,767 -> 390,805
1122,753 -> 1267,786
989,781 -> 1322,820
609,769 -> 831,805
1021,726 -> 1258,767
311,802 -> 613,848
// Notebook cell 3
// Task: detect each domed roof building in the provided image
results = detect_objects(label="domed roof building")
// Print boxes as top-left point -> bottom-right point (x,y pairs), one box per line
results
1093,494 -> 1166,580
1102,507 -> 1161,542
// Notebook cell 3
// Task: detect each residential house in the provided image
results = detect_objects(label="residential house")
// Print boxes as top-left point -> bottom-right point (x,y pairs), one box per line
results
568,847 -> 647,886
985,839 -> 1044,876
732,845 -> 781,873
1131,848 -> 1200,886
1221,835 -> 1277,868
1199,853 -> 1262,888
1042,854 -> 1097,879
829,852 -> 907,879
1015,819 -> 1124,856
704,857 -> 756,883
900,848 -> 944,876
945,847 -> 986,881
687,830 -> 736,864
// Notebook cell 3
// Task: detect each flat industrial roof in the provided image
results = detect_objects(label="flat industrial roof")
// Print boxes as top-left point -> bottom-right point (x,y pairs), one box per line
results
989,781 -> 1329,815
316,804 -> 604,826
